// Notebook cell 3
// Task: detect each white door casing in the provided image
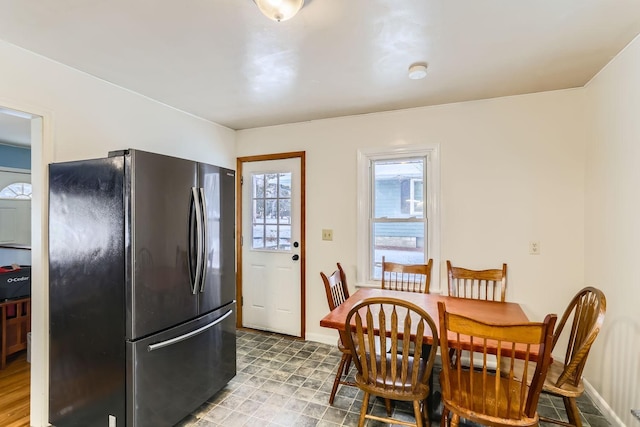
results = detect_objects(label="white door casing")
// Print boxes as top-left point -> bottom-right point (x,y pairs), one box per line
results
240,157 -> 302,337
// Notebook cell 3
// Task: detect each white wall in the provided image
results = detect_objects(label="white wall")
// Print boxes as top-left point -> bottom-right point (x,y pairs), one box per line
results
237,89 -> 586,347
0,39 -> 236,427
584,34 -> 640,427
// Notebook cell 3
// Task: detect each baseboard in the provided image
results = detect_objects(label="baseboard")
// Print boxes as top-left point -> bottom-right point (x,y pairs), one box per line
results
584,378 -> 625,427
305,331 -> 337,346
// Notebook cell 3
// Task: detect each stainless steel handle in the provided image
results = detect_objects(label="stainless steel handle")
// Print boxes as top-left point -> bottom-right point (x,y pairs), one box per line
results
147,309 -> 234,352
192,187 -> 203,295
198,187 -> 207,293
188,190 -> 197,294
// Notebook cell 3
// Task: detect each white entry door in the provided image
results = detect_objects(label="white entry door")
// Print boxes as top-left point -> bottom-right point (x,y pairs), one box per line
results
241,157 -> 302,337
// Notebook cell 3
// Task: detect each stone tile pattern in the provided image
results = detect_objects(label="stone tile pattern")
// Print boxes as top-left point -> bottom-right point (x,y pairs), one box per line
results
176,330 -> 609,427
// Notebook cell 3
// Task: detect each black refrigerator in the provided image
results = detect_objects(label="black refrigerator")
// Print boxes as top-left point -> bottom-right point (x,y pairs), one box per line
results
48,149 -> 236,427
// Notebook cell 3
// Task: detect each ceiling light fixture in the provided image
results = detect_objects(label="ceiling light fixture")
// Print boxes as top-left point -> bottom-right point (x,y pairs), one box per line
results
408,63 -> 428,80
254,0 -> 305,22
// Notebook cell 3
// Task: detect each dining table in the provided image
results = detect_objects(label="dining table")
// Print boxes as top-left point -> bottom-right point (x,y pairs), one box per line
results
319,287 -> 543,361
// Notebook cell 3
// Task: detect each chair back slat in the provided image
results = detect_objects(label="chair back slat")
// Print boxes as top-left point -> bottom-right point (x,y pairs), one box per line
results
447,260 -> 507,302
381,257 -> 433,293
438,301 -> 556,425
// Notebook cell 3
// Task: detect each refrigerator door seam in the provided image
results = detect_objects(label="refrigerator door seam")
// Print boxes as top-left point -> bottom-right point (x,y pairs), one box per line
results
147,309 -> 233,352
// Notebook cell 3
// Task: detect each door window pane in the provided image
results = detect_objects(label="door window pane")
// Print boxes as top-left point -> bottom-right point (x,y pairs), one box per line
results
251,172 -> 293,251
0,182 -> 32,199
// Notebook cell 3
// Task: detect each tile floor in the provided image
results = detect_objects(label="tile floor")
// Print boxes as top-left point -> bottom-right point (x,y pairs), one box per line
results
177,329 -> 610,427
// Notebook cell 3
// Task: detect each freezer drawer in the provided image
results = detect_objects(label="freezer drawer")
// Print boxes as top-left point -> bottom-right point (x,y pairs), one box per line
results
127,303 -> 236,427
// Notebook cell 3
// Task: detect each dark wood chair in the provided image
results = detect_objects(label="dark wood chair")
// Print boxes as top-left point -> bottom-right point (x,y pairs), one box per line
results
437,300 -> 557,427
538,287 -> 606,427
320,263 -> 355,404
381,256 -> 433,293
344,297 -> 439,427
446,260 -> 507,302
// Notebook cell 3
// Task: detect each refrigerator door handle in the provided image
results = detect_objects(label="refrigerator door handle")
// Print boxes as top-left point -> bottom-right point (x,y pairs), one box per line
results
190,187 -> 203,295
147,309 -> 234,352
198,187 -> 208,293
188,189 -> 197,294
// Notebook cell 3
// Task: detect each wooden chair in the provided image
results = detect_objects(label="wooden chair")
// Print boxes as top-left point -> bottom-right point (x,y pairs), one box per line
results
447,260 -> 507,302
320,263 -> 355,404
381,256 -> 433,293
344,297 -> 439,427
538,287 -> 606,427
437,301 -> 556,427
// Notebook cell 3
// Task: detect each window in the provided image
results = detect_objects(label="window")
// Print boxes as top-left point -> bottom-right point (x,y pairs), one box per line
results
357,145 -> 440,288
251,172 -> 292,251
0,182 -> 32,199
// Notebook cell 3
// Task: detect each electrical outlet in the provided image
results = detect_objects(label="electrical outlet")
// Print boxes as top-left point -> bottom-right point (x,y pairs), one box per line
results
322,229 -> 333,241
529,241 -> 540,255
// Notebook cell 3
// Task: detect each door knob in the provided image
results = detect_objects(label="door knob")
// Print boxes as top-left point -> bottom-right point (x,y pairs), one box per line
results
292,254 -> 299,261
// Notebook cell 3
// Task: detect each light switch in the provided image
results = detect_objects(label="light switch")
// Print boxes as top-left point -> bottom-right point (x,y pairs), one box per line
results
322,229 -> 333,241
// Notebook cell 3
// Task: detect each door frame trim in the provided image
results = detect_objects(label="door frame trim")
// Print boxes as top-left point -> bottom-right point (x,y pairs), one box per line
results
236,151 -> 306,339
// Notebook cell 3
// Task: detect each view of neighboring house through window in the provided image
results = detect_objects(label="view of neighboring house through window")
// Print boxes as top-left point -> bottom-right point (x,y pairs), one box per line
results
357,145 -> 439,285
371,158 -> 425,279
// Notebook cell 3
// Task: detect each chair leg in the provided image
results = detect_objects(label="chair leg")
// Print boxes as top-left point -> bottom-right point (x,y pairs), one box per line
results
384,398 -> 392,416
359,392 -> 370,427
564,396 -> 582,427
329,353 -> 349,404
413,400 -> 424,427
420,398 -> 429,425
343,353 -> 352,375
451,413 -> 460,427
441,408 -> 449,427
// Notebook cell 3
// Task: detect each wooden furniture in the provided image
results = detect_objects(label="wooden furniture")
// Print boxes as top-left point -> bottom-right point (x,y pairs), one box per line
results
447,260 -> 507,302
320,288 -> 542,361
320,263 -> 355,404
538,287 -> 606,427
437,301 -> 556,427
344,297 -> 439,427
381,257 -> 433,293
0,297 -> 31,369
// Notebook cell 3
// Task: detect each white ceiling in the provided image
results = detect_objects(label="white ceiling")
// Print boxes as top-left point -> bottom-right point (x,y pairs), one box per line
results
0,0 -> 639,134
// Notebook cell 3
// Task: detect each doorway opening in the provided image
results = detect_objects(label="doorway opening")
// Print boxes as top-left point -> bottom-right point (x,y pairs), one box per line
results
0,104 -> 47,427
236,152 -> 306,339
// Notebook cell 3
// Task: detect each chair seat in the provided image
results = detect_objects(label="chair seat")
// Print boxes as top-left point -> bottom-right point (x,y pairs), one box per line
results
440,369 -> 539,427
355,353 -> 430,400
543,360 -> 584,398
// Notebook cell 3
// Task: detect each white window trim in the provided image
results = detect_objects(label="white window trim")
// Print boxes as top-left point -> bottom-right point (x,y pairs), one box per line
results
409,178 -> 423,216
356,144 -> 441,292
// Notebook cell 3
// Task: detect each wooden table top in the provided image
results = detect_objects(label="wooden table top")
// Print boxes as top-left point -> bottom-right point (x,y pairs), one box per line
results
320,287 -> 540,360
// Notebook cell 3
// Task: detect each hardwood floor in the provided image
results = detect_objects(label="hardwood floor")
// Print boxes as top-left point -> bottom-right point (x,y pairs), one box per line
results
0,350 -> 29,427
